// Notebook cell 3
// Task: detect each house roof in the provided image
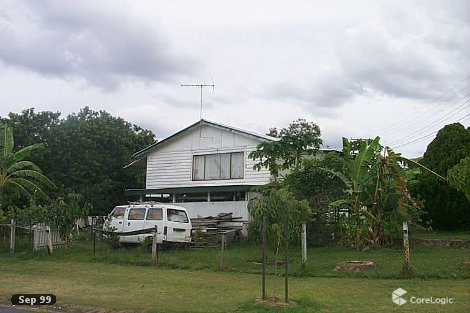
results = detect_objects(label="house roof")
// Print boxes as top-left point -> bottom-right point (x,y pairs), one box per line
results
127,119 -> 277,167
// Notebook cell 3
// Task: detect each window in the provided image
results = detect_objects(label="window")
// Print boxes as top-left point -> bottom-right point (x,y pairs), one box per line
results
128,208 -> 146,220
167,209 -> 189,223
210,191 -> 246,202
192,152 -> 244,180
146,208 -> 163,220
111,207 -> 125,219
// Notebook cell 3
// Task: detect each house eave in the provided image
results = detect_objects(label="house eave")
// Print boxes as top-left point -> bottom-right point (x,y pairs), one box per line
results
125,184 -> 259,196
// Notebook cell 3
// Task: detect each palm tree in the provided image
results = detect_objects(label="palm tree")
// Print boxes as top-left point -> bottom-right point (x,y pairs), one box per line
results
0,123 -> 54,211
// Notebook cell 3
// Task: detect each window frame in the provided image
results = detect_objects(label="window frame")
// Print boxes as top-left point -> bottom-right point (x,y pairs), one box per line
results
192,152 -> 244,181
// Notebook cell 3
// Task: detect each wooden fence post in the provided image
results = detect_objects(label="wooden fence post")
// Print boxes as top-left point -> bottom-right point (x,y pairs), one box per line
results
261,216 -> 267,301
151,226 -> 158,265
9,219 -> 16,254
284,216 -> 289,303
301,223 -> 307,264
92,217 -> 96,257
219,232 -> 226,269
46,226 -> 53,254
403,221 -> 411,268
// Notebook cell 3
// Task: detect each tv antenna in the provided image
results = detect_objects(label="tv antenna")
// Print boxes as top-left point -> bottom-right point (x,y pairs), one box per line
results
181,83 -> 215,119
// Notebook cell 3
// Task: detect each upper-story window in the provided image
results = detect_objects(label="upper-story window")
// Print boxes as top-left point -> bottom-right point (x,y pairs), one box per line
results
192,152 -> 244,180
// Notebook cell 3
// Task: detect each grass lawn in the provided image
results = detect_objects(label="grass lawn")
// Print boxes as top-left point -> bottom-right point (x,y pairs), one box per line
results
0,256 -> 469,313
2,233 -> 469,280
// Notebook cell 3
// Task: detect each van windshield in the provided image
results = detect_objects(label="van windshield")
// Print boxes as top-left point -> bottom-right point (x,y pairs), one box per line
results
111,207 -> 125,219
167,209 -> 189,223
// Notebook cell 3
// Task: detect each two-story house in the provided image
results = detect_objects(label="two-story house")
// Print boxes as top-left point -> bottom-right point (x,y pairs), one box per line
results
125,119 -> 275,220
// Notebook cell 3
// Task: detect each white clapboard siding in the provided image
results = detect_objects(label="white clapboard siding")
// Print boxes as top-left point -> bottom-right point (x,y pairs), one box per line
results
145,125 -> 271,189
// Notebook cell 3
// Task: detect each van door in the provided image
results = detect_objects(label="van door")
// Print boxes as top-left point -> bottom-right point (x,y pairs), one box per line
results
122,207 -> 146,243
107,206 -> 126,232
144,207 -> 164,243
165,208 -> 191,243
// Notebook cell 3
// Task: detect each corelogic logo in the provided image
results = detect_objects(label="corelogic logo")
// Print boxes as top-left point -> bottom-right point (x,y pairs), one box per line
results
392,288 -> 407,306
392,288 -> 454,306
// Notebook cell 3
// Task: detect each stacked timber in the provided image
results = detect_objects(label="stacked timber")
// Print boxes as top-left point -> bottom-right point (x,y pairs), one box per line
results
190,213 -> 247,249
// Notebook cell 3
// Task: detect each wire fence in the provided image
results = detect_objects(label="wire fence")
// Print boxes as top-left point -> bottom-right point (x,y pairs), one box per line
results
1,219 -> 468,280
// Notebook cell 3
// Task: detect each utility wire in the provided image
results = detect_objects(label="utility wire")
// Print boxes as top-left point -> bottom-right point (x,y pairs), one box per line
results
393,112 -> 470,149
377,75 -> 470,137
386,98 -> 470,146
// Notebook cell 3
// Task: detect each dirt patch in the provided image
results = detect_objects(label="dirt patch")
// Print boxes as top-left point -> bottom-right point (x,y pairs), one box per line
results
460,260 -> 470,269
255,297 -> 297,308
333,261 -> 376,272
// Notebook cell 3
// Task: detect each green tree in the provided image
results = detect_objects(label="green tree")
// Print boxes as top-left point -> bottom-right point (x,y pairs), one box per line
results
248,186 -> 310,296
1,107 -> 156,215
283,152 -> 346,244
0,123 -> 54,215
413,123 -> 470,230
249,118 -> 322,180
47,107 -> 155,214
448,157 -> 470,201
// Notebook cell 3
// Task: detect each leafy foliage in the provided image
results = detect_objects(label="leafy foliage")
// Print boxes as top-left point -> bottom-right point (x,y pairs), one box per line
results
448,156 -> 470,201
248,186 -> 311,243
0,123 -> 55,213
412,123 -> 470,230
283,152 -> 346,245
330,138 -> 434,248
18,193 -> 90,244
249,118 -> 322,179
1,107 -> 156,215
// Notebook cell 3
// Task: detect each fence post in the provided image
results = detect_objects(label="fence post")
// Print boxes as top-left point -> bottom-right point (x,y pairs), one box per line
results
46,226 -> 53,254
92,217 -> 96,258
32,227 -> 37,252
301,223 -> 307,264
403,221 -> 411,267
284,216 -> 289,303
9,219 -> 16,254
261,216 -> 267,301
219,232 -> 226,269
151,226 -> 158,265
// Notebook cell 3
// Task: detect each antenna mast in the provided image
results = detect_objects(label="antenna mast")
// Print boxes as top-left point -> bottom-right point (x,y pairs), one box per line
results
181,83 -> 215,119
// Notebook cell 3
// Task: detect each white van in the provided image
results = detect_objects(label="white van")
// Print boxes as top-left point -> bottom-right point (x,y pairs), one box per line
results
105,203 -> 192,244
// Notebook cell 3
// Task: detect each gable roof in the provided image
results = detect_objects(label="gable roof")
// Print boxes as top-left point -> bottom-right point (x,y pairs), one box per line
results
129,119 -> 276,165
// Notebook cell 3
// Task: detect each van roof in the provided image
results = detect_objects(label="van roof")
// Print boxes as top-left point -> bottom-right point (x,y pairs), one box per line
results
113,203 -> 188,211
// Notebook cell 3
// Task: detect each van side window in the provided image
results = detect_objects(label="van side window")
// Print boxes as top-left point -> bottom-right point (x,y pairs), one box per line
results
111,207 -> 125,219
146,208 -> 163,220
128,208 -> 146,220
167,209 -> 189,223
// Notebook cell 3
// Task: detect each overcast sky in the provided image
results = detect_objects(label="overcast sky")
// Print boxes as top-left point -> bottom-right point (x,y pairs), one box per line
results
1,0 -> 469,157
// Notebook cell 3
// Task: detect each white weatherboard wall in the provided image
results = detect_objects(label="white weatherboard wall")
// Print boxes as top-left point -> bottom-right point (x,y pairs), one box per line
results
177,201 -> 250,220
145,125 -> 271,189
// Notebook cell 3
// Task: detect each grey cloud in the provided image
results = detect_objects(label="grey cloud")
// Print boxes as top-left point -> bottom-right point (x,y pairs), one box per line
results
266,0 -> 469,111
0,1 -> 198,90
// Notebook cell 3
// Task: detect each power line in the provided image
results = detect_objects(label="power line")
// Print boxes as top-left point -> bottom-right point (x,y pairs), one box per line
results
392,112 -> 470,149
386,98 -> 470,146
377,75 -> 470,137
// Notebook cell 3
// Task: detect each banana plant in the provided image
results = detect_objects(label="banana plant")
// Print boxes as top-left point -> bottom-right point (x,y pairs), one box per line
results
0,123 -> 55,211
330,137 -> 445,249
